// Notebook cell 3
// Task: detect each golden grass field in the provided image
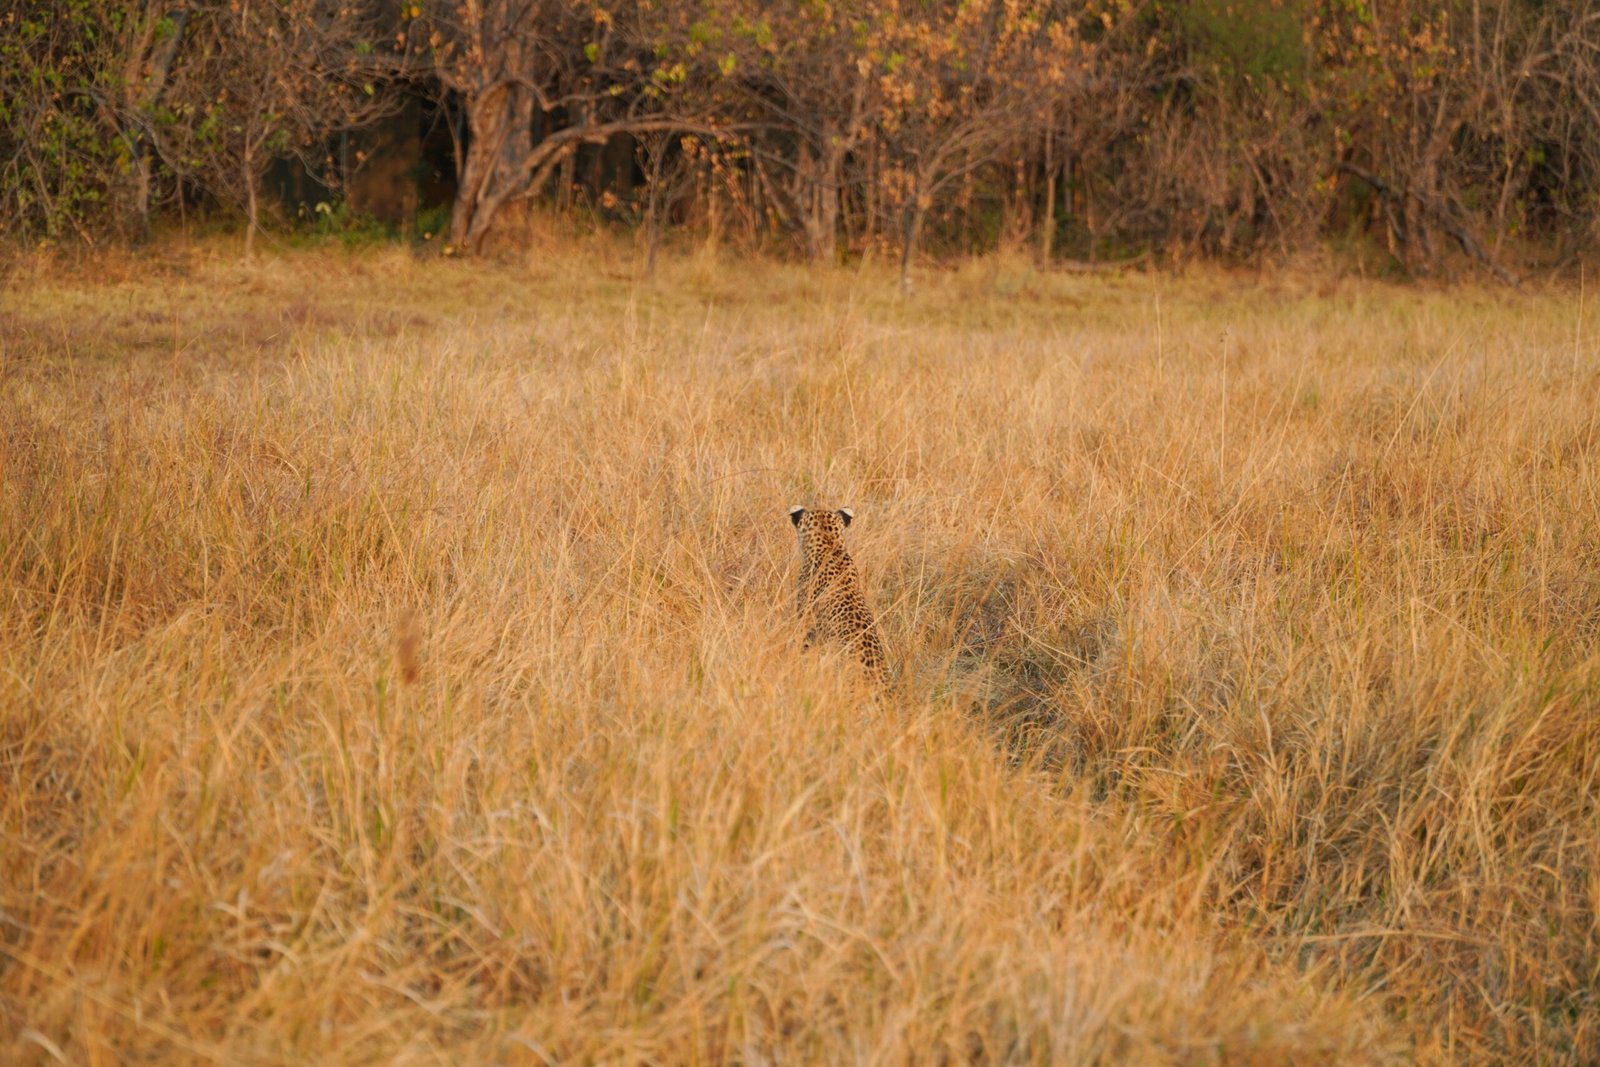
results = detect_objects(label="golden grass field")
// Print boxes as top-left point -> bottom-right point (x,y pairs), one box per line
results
3,236 -> 1598,1064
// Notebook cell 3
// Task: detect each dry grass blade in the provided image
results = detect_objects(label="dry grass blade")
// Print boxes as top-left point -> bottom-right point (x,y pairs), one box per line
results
1,239 -> 1596,1064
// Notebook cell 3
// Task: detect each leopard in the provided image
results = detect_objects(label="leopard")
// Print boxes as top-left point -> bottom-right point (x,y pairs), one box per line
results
789,505 -> 888,686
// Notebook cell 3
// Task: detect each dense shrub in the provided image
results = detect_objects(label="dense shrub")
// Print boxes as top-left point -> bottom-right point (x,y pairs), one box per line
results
5,0 -> 1599,276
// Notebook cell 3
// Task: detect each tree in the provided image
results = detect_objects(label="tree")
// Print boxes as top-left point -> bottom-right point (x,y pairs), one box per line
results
0,2 -> 190,241
161,0 -> 395,257
870,0 -> 1085,290
704,3 -> 881,262
107,3 -> 192,240
414,0 -> 727,252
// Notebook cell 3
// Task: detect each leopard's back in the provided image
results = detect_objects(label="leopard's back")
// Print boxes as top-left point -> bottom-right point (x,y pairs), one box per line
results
790,506 -> 887,685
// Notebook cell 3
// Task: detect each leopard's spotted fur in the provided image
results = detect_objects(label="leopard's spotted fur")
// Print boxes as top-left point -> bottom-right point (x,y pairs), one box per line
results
789,505 -> 887,685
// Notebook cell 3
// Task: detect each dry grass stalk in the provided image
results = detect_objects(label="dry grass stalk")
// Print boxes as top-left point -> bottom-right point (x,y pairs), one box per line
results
1,239 -> 1596,1063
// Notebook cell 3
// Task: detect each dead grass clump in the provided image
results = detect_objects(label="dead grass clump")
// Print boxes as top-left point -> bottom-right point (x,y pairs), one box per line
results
2,239 -> 1596,1062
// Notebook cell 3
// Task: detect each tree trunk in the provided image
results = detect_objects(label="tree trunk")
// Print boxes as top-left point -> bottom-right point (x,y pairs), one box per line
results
1085,170 -> 1096,263
115,10 -> 156,241
448,81 -> 536,250
802,146 -> 844,264
1039,129 -> 1055,265
118,5 -> 188,243
244,150 -> 258,259
130,150 -> 154,243
864,146 -> 880,251
646,137 -> 666,275
794,139 -> 844,264
557,146 -> 576,213
900,195 -> 928,294
704,168 -> 722,252
815,184 -> 838,263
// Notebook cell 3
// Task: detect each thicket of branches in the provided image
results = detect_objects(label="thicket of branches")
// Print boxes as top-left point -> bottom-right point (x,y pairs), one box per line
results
5,0 -> 1600,279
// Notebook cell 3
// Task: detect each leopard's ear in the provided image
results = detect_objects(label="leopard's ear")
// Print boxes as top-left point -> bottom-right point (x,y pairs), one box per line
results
837,507 -> 854,527
788,506 -> 806,527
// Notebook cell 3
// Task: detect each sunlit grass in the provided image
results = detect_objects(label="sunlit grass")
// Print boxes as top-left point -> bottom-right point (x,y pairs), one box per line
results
2,236 -> 1596,1063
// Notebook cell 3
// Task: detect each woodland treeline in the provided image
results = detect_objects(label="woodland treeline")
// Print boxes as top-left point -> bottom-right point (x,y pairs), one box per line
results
5,0 -> 1600,280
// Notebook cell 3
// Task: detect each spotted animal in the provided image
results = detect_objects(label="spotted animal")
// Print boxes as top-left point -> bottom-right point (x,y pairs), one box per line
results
789,505 -> 888,685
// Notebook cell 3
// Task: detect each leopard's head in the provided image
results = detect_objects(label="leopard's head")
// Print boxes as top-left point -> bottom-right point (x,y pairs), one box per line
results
788,505 -> 854,558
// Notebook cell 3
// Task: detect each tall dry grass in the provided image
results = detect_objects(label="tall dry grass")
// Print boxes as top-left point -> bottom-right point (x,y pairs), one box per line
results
2,238 -> 1597,1063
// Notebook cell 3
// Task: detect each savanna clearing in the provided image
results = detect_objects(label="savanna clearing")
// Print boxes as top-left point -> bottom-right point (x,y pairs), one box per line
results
2,239 -> 1598,1065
